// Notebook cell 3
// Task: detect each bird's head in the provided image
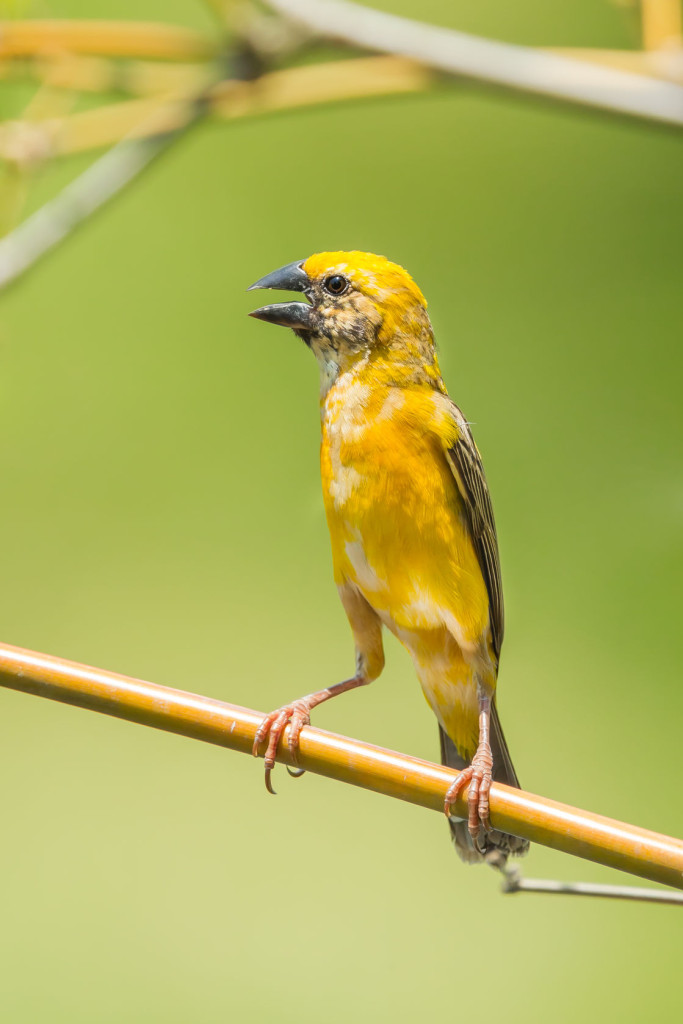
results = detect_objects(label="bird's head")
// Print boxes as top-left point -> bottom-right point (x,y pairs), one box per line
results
248,251 -> 441,389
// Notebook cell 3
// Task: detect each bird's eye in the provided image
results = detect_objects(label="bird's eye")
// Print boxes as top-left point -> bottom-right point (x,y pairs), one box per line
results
324,274 -> 348,296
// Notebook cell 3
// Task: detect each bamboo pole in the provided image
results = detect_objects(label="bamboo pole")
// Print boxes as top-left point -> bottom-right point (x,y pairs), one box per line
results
0,640 -> 681,892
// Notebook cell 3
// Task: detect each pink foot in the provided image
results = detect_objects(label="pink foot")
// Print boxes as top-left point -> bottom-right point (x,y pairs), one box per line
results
252,698 -> 313,794
444,743 -> 493,842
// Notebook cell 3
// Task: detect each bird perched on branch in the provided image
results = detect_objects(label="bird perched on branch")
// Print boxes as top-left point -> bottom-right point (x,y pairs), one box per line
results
248,251 -> 528,863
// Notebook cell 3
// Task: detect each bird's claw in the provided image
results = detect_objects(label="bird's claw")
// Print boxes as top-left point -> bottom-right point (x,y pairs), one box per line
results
252,698 -> 313,794
444,743 -> 494,843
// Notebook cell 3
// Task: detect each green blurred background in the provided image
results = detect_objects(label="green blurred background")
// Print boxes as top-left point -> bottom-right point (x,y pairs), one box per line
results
1,1 -> 682,1020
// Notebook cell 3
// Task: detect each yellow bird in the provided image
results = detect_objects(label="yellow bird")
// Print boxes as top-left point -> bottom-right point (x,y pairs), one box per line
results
248,251 -> 528,863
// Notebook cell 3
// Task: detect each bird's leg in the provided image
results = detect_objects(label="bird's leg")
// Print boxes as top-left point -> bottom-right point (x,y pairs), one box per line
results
444,692 -> 494,844
252,674 -> 368,794
254,586 -> 383,794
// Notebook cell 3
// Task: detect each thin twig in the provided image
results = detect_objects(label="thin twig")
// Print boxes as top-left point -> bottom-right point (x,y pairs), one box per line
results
264,0 -> 683,126
500,865 -> 683,906
0,640 -> 682,893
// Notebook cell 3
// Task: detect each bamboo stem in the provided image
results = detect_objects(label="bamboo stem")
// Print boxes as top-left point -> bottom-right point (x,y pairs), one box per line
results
0,640 -> 681,892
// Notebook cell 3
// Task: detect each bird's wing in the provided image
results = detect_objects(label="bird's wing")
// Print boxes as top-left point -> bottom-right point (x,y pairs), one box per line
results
443,404 -> 504,660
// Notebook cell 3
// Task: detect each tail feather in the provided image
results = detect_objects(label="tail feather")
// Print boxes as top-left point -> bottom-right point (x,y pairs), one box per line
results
490,697 -> 521,790
440,698 -> 529,864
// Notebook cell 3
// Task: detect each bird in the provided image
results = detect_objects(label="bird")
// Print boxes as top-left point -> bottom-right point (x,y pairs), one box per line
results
247,251 -> 528,864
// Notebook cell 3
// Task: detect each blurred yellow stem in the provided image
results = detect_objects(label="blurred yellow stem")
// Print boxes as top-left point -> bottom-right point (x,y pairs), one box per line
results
3,47 -> 682,102
0,20 -> 216,60
641,0 -> 683,50
0,640 -> 681,892
0,57 -> 432,159
0,54 -> 212,97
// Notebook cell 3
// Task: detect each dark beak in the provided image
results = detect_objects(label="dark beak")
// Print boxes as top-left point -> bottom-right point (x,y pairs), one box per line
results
247,260 -> 309,293
247,259 -> 315,331
248,301 -> 314,329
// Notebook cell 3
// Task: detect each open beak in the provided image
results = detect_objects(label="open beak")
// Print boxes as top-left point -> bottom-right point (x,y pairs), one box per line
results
247,259 -> 314,330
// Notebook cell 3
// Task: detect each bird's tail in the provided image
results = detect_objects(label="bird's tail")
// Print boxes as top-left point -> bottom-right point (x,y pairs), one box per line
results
439,698 -> 529,864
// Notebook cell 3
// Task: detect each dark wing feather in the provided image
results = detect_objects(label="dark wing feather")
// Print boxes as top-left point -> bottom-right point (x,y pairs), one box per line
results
442,407 -> 529,861
444,405 -> 504,660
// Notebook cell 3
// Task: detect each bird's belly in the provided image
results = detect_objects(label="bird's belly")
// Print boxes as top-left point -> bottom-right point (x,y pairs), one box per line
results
335,508 -> 490,660
339,525 -> 486,760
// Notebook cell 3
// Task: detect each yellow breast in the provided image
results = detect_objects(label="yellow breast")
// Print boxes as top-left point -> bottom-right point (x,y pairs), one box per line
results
320,373 -> 491,655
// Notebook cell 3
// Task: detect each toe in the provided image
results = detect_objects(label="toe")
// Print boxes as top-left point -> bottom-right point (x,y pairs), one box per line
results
287,703 -> 312,762
253,701 -> 313,794
478,775 -> 492,832
444,767 -> 471,817
263,709 -> 288,774
467,778 -> 481,839
252,713 -> 273,757
287,712 -> 304,762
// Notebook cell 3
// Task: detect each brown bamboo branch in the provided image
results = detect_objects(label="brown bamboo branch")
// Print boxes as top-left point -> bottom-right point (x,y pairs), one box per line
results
0,20 -> 216,61
0,640 -> 681,892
